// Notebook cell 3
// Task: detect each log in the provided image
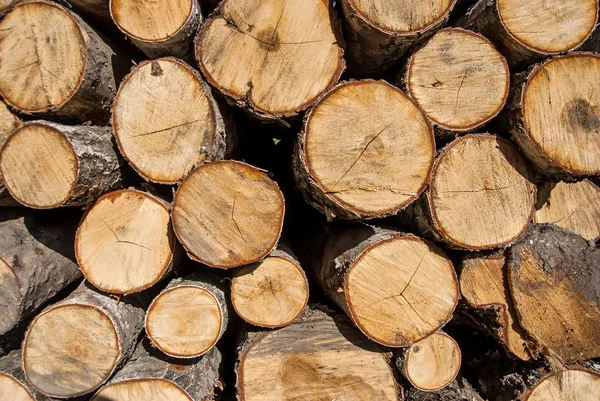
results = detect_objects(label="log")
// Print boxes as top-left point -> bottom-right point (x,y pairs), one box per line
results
396,332 -> 461,392
110,0 -> 202,61
404,28 -> 509,138
398,134 -> 536,250
91,341 -> 223,401
534,180 -> 600,242
310,225 -> 459,347
0,100 -> 20,207
145,273 -> 229,359
231,247 -> 309,328
0,121 -> 124,209
339,0 -> 456,76
172,160 -> 285,269
195,0 -> 345,121
236,307 -> 401,400
66,0 -> 111,23
457,0 -> 598,67
403,377 -> 484,401
75,189 -> 176,295
0,0 -> 17,16
0,350 -> 53,401
22,282 -> 147,398
507,224 -> 600,362
293,79 -> 435,220
112,58 -> 227,184
524,369 -> 600,401
501,53 -> 600,180
0,1 -> 128,123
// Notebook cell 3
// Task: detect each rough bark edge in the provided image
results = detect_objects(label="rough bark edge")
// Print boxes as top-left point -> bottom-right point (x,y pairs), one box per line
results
403,376 -> 484,401
521,368 -> 600,401
0,350 -> 53,401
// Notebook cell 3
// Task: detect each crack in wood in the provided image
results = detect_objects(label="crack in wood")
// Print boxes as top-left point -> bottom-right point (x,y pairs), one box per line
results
231,193 -> 246,243
102,219 -> 153,251
367,256 -> 424,308
128,119 -> 202,139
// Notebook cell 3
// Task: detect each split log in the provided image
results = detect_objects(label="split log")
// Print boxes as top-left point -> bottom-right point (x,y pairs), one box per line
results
293,79 -> 434,220
22,282 -> 147,398
501,53 -> 600,180
112,58 -> 227,184
507,224 -> 600,362
236,308 -> 401,400
195,0 -> 345,121
524,369 -> 600,401
0,350 -> 52,401
310,225 -> 459,347
404,28 -> 509,138
145,274 -> 228,359
231,248 -> 309,328
172,160 -> 285,269
457,0 -> 598,66
396,332 -> 461,392
111,0 -> 202,61
534,180 -> 600,242
399,134 -> 536,250
75,189 -> 176,295
403,377 -> 484,401
339,0 -> 456,76
0,101 -> 20,207
91,341 -> 223,401
0,121 -> 123,209
0,1 -> 128,123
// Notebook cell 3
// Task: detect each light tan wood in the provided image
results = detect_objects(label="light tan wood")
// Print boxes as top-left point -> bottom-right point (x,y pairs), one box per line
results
0,258 -> 20,335
146,286 -> 222,358
407,28 -> 509,132
0,101 -> 18,152
232,254 -> 309,328
534,180 -> 600,242
93,379 -> 192,401
0,373 -> 34,401
525,369 -> 600,401
23,304 -> 120,398
75,189 -> 175,295
430,134 -> 536,249
196,0 -> 344,119
460,255 -> 531,360
403,332 -> 461,392
112,58 -> 223,184
0,0 -> 16,15
172,160 -> 284,269
296,80 -> 434,220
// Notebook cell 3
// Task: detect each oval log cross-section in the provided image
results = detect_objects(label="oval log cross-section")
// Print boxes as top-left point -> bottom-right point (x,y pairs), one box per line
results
524,369 -> 600,401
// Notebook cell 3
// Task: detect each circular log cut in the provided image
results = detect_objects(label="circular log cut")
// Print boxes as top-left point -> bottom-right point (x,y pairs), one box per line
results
294,80 -> 434,220
195,0 -> 345,120
172,160 -> 284,269
75,189 -> 175,295
525,369 -> 600,401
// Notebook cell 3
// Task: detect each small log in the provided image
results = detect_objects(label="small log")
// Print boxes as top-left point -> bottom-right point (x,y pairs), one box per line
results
0,100 -> 20,207
404,28 -> 509,138
75,189 -> 176,295
403,377 -> 484,401
231,248 -> 309,328
293,79 -> 435,220
195,0 -> 345,121
507,224 -> 600,362
111,0 -> 202,61
112,58 -> 227,184
339,0 -> 456,76
534,180 -> 600,242
91,341 -> 223,401
145,273 -> 229,359
0,1 -> 128,123
398,134 -> 536,250
172,160 -> 285,269
524,369 -> 600,401
0,350 -> 53,401
457,0 -> 598,66
22,282 -> 147,398
0,121 -> 123,209
236,307 -> 402,400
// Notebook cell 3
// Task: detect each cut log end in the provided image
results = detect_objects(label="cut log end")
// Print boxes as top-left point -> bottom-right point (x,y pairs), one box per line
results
0,101 -> 18,149
525,369 -> 600,401
196,0 -> 345,118
173,160 -> 284,269
232,255 -> 309,328
0,1 -> 86,113
75,189 -> 175,295
407,28 -> 509,132
403,332 -> 461,392
0,373 -> 34,401
297,80 -> 434,219
23,304 -> 120,398
92,379 -> 192,401
0,257 -> 20,335
0,123 -> 78,209
430,134 -> 536,249
146,286 -> 223,358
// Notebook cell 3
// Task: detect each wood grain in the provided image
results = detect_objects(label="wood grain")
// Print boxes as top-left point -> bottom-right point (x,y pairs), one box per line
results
525,369 -> 600,401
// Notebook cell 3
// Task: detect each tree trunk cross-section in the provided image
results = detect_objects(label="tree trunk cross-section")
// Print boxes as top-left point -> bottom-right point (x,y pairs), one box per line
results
294,79 -> 435,220
195,0 -> 345,121
0,100 -> 20,207
524,369 -> 600,401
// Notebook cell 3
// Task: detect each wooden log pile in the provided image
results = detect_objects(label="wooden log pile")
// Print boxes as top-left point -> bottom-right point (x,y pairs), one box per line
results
0,0 -> 599,400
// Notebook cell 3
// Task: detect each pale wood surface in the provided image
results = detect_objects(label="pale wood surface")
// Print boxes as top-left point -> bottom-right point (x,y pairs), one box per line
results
93,379 -> 191,401
75,189 -> 175,295
0,373 -> 34,401
525,369 -> 600,401
0,101 -> 18,154
0,350 -> 54,401
196,0 -> 344,118
173,161 -> 284,268
407,28 -> 509,131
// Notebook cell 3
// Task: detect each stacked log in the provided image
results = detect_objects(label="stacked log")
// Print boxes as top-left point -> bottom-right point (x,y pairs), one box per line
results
0,101 -> 19,206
